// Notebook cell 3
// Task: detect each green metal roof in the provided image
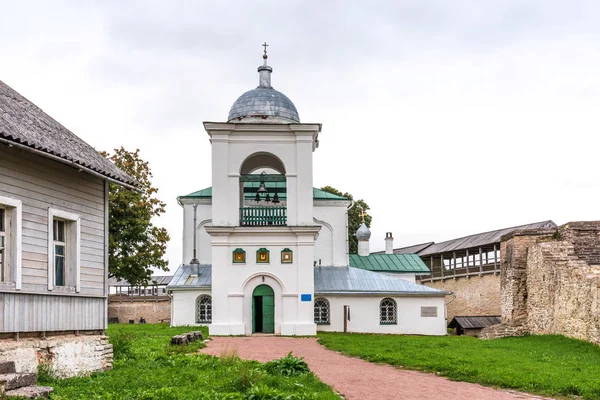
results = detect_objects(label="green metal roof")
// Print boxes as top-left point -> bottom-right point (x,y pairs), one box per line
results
180,185 -> 349,201
312,188 -> 348,200
349,254 -> 431,274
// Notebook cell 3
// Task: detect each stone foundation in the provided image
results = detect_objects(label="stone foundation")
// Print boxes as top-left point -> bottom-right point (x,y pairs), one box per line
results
479,323 -> 527,339
0,333 -> 112,378
108,296 -> 171,324
422,274 -> 501,321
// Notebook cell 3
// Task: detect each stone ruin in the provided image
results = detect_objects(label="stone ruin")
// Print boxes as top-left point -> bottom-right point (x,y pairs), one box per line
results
480,221 -> 600,344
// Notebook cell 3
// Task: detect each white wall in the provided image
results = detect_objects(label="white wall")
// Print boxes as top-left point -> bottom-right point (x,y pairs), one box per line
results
181,201 -> 212,265
206,226 -> 318,336
315,295 -> 447,335
379,272 -> 416,283
170,288 -> 212,326
313,201 -> 349,266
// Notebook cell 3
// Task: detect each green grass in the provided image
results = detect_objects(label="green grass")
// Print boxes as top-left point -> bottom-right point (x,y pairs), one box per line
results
318,332 -> 600,399
40,324 -> 340,400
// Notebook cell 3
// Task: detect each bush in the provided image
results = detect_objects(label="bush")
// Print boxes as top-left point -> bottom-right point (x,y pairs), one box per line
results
36,363 -> 56,384
264,352 -> 310,377
109,330 -> 136,360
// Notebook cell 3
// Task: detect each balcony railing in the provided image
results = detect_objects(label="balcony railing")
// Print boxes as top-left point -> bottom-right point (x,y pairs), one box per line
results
240,207 -> 287,226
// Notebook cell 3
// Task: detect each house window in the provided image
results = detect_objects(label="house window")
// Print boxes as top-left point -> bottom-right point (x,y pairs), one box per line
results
0,208 -> 6,282
0,196 -> 22,288
380,298 -> 397,325
53,219 -> 66,286
314,297 -> 330,325
256,248 -> 269,263
48,208 -> 80,292
196,295 -> 212,323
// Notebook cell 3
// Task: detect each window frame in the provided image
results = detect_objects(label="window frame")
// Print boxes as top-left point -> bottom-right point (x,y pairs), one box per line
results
379,297 -> 398,325
0,195 -> 22,289
314,297 -> 330,325
47,208 -> 80,292
53,218 -> 67,287
196,295 -> 212,323
0,207 -> 7,282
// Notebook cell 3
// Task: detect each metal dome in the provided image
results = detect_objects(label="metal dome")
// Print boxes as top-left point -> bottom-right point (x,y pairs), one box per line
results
228,87 -> 300,123
356,223 -> 372,240
227,48 -> 300,123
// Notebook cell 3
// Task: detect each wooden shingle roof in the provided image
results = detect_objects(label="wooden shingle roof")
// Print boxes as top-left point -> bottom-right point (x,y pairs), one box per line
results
448,316 -> 501,329
372,242 -> 434,255
108,275 -> 173,287
419,220 -> 557,256
0,80 -> 138,188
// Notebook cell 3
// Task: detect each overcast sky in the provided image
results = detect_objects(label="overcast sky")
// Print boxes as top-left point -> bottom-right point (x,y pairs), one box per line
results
2,1 -> 599,272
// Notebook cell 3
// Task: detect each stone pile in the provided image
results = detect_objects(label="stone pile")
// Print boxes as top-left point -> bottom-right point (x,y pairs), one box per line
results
170,331 -> 204,345
0,361 -> 53,399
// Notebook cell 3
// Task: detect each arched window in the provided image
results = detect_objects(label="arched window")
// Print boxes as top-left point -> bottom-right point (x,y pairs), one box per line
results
196,295 -> 212,323
380,298 -> 397,325
314,297 -> 330,325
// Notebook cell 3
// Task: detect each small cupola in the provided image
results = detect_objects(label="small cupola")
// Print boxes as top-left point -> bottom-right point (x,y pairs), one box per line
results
356,207 -> 371,256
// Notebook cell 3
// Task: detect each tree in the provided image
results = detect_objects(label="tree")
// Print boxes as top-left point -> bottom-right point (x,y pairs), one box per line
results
320,186 -> 372,254
102,147 -> 170,286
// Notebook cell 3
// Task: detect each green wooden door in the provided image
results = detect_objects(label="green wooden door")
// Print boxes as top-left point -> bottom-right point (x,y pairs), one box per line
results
252,285 -> 274,333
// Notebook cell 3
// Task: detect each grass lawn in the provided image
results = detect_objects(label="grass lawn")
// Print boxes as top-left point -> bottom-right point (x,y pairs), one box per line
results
318,332 -> 600,399
40,324 -> 340,400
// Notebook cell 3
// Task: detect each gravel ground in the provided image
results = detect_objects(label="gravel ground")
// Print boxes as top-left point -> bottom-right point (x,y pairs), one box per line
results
201,336 -> 554,400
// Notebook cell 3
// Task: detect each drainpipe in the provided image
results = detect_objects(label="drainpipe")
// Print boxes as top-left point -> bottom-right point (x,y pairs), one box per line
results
346,200 -> 354,265
190,204 -> 199,265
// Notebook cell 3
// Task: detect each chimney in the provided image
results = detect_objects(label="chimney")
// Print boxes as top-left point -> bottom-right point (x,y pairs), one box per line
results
385,232 -> 394,254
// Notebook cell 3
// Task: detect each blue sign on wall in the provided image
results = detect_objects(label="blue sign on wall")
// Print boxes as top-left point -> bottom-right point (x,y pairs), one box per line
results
300,294 -> 312,302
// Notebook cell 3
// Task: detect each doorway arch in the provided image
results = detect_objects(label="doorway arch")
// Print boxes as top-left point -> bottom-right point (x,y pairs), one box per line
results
252,284 -> 275,333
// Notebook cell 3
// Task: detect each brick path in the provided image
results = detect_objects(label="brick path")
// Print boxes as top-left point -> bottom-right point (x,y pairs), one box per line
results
201,337 -> 552,400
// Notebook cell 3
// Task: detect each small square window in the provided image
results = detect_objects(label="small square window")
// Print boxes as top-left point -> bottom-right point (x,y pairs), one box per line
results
281,248 -> 293,263
256,248 -> 270,263
233,248 -> 246,263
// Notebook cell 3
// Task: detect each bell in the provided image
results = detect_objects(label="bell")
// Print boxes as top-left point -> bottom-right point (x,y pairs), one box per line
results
272,192 -> 280,204
257,171 -> 268,194
255,193 -> 260,203
257,181 -> 268,194
265,193 -> 271,202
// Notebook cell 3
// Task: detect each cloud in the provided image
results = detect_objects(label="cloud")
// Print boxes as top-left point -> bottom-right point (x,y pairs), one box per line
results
1,0 -> 600,271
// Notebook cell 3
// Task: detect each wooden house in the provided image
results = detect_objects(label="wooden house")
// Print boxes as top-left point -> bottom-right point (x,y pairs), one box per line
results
0,79 -> 137,377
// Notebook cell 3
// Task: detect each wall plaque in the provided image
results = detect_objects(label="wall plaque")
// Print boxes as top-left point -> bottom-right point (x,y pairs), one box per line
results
421,306 -> 438,317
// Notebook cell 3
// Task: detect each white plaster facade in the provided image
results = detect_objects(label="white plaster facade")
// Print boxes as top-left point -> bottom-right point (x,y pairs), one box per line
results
170,288 -> 212,326
315,295 -> 446,335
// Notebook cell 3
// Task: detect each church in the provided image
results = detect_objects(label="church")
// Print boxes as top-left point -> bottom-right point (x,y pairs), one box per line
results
167,46 -> 449,336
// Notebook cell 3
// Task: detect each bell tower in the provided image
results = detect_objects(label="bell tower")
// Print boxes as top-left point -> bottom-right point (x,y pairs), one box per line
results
203,46 -> 321,336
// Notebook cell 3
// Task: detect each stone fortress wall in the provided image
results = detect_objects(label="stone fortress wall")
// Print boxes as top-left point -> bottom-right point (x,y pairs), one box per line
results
423,274 -> 500,322
108,296 -> 171,324
481,221 -> 600,344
